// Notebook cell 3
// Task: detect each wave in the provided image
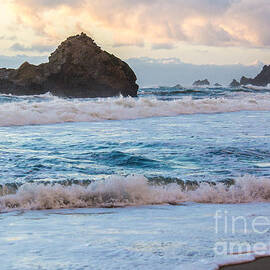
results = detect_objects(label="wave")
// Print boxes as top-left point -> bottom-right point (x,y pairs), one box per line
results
1,175 -> 270,211
0,94 -> 270,126
243,84 -> 270,91
140,89 -> 204,96
91,150 -> 162,168
0,92 -> 54,98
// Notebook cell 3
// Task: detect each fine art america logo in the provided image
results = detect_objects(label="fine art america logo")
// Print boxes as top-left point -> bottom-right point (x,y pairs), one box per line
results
214,210 -> 270,256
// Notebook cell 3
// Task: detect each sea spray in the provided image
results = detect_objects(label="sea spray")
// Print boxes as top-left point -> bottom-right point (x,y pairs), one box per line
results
1,175 -> 270,211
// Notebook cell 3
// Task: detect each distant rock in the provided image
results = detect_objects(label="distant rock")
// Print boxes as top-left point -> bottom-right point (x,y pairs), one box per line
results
240,65 -> 270,86
214,83 -> 222,87
171,84 -> 184,89
193,79 -> 210,86
230,79 -> 241,88
159,84 -> 184,90
240,77 -> 252,86
0,33 -> 138,97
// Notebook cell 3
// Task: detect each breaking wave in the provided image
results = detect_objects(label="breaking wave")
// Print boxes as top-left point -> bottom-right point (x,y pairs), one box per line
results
244,84 -> 270,91
1,175 -> 270,211
1,94 -> 270,126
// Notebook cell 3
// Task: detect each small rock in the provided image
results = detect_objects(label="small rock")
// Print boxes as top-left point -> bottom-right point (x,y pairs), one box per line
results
193,79 -> 210,86
230,79 -> 241,88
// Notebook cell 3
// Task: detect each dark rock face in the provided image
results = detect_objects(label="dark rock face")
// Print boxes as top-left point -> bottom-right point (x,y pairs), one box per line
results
214,83 -> 221,87
0,33 -> 139,97
193,79 -> 210,86
230,79 -> 241,87
240,65 -> 270,86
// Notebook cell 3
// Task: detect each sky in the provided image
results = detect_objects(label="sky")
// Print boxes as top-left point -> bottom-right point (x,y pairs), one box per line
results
0,0 -> 270,86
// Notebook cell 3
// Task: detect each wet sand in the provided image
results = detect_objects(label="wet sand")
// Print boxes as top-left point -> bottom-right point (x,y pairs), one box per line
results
220,257 -> 270,270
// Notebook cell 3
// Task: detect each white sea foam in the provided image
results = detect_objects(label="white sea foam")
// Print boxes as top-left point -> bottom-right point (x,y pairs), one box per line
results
244,84 -> 270,91
185,175 -> 270,204
1,175 -> 270,211
0,91 -> 54,99
0,94 -> 270,126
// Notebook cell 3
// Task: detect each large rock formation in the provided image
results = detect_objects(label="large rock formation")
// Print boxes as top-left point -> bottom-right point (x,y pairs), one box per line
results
0,33 -> 138,97
193,79 -> 210,86
240,65 -> 270,86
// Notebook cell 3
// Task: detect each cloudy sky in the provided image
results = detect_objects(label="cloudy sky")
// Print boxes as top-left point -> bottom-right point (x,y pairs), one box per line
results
0,0 -> 269,85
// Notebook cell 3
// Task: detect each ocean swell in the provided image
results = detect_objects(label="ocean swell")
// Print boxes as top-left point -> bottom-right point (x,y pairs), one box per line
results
1,175 -> 270,211
1,94 -> 270,126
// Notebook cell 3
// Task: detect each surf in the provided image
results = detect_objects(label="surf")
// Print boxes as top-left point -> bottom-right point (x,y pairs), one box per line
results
1,93 -> 270,126
1,175 -> 270,211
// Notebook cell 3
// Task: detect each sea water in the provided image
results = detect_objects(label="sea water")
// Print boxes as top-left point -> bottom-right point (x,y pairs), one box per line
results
1,86 -> 270,269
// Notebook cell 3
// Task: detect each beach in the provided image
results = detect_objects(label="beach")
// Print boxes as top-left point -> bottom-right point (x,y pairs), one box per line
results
221,257 -> 270,270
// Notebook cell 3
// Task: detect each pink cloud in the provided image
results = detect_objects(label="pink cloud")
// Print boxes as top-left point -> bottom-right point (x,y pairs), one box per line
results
10,0 -> 270,48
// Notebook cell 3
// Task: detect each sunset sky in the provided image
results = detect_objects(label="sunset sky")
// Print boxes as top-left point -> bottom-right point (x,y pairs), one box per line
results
1,0 -> 270,85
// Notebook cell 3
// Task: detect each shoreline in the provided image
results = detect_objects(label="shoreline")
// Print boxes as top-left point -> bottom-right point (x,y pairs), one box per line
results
220,257 -> 270,270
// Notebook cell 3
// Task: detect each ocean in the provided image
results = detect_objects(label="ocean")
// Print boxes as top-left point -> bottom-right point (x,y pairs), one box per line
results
1,85 -> 270,269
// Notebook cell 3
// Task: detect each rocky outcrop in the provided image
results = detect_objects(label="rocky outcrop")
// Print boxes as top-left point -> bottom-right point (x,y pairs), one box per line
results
171,84 -> 184,89
193,79 -> 210,86
229,79 -> 241,88
214,83 -> 221,87
240,65 -> 270,86
0,33 -> 138,97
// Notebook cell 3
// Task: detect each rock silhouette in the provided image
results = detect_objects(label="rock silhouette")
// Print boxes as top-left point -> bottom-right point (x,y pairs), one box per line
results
193,79 -> 210,86
230,79 -> 241,88
0,33 -> 138,98
240,65 -> 270,86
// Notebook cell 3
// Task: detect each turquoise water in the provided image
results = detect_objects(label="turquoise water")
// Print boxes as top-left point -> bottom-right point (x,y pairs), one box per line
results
1,87 -> 270,186
1,111 -> 270,185
1,86 -> 270,269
